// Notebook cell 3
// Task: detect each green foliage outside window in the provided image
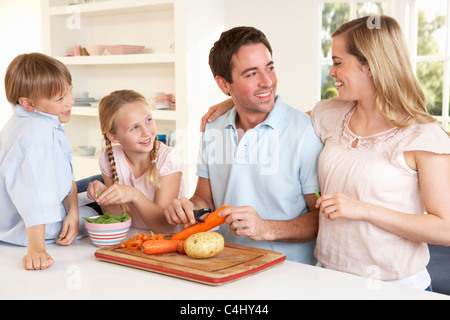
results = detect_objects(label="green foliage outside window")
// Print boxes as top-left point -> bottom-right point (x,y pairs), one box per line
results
320,2 -> 447,119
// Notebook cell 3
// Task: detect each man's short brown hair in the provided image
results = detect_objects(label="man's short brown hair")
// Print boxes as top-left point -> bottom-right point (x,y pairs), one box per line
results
209,26 -> 272,83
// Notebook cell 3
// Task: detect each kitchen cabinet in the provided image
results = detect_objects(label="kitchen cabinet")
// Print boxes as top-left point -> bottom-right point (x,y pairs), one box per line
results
41,0 -> 226,194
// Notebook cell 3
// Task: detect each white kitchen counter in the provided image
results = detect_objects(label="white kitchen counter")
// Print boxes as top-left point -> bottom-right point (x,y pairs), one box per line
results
1,230 -> 448,302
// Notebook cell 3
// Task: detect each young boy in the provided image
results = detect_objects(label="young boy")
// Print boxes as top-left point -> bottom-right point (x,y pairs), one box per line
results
0,52 -> 96,270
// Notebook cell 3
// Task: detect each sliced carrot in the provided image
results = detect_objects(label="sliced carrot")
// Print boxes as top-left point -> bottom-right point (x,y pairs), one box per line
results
119,232 -> 166,250
141,239 -> 184,255
171,205 -> 230,240
148,232 -> 165,240
125,239 -> 143,250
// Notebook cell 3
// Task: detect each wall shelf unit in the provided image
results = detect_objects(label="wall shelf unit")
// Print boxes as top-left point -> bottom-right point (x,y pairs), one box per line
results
42,0 -> 226,195
48,0 -> 174,16
71,106 -> 176,121
57,53 -> 175,66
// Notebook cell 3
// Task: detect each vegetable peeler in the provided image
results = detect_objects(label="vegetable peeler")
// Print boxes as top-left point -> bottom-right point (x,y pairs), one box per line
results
193,208 -> 212,223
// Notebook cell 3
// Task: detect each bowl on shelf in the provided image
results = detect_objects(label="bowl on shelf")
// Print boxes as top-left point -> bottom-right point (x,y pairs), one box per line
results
86,45 -> 105,56
77,145 -> 96,156
85,216 -> 132,247
105,45 -> 145,55
155,93 -> 173,109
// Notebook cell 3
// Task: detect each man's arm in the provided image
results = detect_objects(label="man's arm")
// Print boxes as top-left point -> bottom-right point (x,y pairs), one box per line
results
264,193 -> 319,242
221,193 -> 319,242
189,177 -> 215,210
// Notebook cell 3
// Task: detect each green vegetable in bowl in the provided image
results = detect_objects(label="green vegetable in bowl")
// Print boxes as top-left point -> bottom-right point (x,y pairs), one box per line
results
83,211 -> 130,224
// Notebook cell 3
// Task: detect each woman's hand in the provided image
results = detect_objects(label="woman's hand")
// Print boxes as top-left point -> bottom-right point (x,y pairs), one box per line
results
200,98 -> 234,132
316,192 -> 369,221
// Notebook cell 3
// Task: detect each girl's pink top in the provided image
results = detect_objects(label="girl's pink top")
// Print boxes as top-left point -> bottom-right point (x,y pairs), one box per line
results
99,142 -> 185,230
311,97 -> 450,280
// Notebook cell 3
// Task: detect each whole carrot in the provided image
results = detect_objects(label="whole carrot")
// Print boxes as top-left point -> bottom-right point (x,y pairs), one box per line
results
141,239 -> 184,255
171,205 -> 230,240
177,240 -> 186,254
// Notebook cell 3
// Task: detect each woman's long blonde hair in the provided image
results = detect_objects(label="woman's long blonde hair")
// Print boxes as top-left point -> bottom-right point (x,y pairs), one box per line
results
333,15 -> 439,129
99,89 -> 160,189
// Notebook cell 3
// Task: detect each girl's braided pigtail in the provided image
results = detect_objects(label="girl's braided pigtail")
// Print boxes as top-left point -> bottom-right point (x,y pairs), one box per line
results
146,135 -> 160,189
104,134 -> 129,213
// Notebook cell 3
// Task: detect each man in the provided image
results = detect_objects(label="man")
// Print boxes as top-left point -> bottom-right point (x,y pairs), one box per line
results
164,26 -> 323,264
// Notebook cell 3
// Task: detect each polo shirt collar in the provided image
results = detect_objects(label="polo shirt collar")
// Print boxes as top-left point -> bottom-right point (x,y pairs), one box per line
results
224,95 -> 286,131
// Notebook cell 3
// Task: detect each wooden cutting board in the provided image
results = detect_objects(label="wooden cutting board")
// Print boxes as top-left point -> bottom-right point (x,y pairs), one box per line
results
95,242 -> 286,285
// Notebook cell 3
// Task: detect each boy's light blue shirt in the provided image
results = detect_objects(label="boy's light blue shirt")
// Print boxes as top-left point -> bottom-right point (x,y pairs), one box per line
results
0,105 -> 74,246
197,96 -> 323,264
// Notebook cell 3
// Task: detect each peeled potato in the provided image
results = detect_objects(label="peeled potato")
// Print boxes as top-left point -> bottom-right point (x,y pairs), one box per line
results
184,232 -> 224,259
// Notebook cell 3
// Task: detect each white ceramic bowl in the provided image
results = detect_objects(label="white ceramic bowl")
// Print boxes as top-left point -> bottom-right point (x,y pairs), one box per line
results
105,45 -> 144,55
86,45 -> 105,56
77,145 -> 96,156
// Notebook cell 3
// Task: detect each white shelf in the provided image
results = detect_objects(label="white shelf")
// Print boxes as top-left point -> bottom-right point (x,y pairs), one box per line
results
49,0 -> 174,16
71,106 -> 99,117
71,106 -> 176,121
152,109 -> 177,121
57,53 -> 175,65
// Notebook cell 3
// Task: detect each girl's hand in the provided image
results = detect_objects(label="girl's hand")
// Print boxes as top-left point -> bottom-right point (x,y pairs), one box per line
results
87,180 -> 107,201
95,183 -> 137,206
316,192 -> 368,221
23,250 -> 54,270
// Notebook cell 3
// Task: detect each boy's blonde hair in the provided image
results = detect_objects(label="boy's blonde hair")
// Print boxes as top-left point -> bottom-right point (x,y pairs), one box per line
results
332,15 -> 437,129
99,89 -> 160,189
4,52 -> 72,105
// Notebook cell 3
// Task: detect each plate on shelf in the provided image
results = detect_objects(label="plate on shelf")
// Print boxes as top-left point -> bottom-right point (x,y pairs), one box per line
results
75,97 -> 95,102
74,96 -> 97,107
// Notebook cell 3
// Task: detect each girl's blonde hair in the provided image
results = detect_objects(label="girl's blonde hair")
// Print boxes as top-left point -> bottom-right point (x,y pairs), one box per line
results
333,15 -> 439,129
99,89 -> 160,189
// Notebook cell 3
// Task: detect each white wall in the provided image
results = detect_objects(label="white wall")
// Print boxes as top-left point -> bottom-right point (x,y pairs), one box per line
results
225,0 -> 318,112
0,0 -> 317,133
0,0 -> 43,130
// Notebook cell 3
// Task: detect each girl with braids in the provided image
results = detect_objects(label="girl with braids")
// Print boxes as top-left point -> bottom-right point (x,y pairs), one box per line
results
87,90 -> 184,232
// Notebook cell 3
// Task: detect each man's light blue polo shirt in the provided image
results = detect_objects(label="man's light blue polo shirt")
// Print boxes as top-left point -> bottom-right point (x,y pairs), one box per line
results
0,105 -> 74,246
197,96 -> 323,264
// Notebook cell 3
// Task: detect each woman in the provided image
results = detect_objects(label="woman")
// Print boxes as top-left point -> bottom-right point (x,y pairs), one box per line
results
311,15 -> 450,290
202,16 -> 450,290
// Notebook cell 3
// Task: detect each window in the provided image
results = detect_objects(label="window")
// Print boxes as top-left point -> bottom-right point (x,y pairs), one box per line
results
318,1 -> 386,101
414,0 -> 450,129
317,0 -> 450,130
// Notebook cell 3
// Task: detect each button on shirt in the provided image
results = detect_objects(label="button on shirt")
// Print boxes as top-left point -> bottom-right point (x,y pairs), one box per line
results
0,105 -> 74,246
197,96 -> 323,264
